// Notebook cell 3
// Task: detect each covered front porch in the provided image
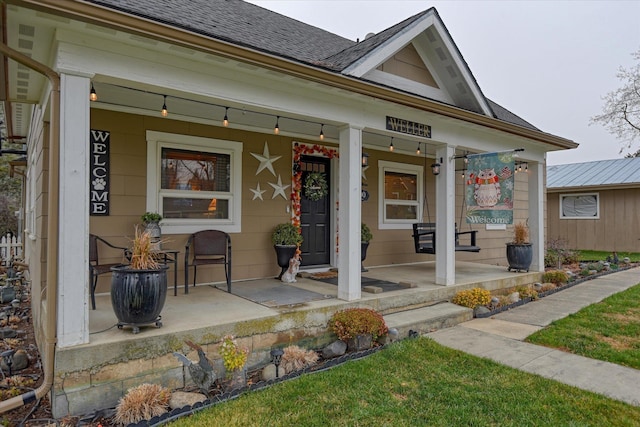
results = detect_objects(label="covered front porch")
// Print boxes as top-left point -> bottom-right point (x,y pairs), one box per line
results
52,261 -> 540,415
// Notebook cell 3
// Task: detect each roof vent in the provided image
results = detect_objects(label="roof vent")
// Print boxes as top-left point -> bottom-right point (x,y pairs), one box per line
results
365,32 -> 376,40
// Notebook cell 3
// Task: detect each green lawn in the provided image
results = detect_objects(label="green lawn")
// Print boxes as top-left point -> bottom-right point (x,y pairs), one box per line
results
526,284 -> 640,369
577,250 -> 640,262
169,338 -> 640,427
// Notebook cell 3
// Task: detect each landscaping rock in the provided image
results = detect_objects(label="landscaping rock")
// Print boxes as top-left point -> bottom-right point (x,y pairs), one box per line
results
0,328 -> 17,339
474,306 -> 491,316
169,391 -> 207,409
378,328 -> 399,345
1,349 -> 28,371
623,257 -> 630,264
533,283 -> 542,291
508,292 -> 520,303
322,340 -> 347,358
261,363 -> 277,381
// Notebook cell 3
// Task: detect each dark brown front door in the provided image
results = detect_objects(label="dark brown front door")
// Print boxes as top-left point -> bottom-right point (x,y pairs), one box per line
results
300,156 -> 331,266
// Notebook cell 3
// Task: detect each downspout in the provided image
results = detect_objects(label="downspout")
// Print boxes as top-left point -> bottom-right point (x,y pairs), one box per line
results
0,42 -> 60,412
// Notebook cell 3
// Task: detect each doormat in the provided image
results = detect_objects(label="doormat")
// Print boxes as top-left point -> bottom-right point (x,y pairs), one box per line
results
309,274 -> 411,293
216,280 -> 332,308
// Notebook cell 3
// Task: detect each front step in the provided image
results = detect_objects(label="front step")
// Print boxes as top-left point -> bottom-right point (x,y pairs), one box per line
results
384,302 -> 472,337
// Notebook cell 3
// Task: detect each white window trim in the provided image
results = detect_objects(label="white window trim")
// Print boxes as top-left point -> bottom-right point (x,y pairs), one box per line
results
559,192 -> 599,220
378,160 -> 423,230
146,130 -> 242,234
26,151 -> 36,240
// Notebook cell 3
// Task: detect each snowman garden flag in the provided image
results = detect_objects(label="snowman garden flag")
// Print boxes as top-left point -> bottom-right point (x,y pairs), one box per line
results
465,151 -> 515,224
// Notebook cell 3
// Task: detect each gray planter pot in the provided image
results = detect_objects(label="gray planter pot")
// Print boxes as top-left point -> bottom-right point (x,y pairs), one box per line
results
506,243 -> 533,272
110,264 -> 169,334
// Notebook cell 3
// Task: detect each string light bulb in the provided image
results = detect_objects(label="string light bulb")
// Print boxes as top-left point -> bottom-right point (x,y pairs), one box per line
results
161,95 -> 168,117
223,107 -> 229,127
274,116 -> 280,134
319,124 -> 324,140
416,142 -> 421,155
389,137 -> 394,152
89,83 -> 97,102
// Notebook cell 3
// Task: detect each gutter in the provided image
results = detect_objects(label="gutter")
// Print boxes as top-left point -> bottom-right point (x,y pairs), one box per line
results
0,11 -> 60,413
12,0 -> 577,151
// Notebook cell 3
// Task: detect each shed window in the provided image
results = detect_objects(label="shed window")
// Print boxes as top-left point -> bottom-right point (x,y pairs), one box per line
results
560,193 -> 599,219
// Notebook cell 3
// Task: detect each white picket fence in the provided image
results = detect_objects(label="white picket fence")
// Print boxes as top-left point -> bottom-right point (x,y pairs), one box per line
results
0,233 -> 22,264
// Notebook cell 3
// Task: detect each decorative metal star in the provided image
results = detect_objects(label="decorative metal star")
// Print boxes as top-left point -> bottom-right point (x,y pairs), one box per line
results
362,165 -> 369,181
250,182 -> 266,201
251,142 -> 281,176
269,175 -> 290,200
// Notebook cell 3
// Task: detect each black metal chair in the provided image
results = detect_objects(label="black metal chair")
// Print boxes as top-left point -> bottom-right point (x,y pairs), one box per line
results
184,230 -> 232,294
89,234 -> 130,310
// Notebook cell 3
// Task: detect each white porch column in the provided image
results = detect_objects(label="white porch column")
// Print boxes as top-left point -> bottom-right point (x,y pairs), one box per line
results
58,73 -> 91,347
528,161 -> 544,272
337,125 -> 362,301
435,145 -> 456,285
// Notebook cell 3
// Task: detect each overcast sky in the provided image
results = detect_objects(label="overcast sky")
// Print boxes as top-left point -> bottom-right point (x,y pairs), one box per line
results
247,1 -> 640,165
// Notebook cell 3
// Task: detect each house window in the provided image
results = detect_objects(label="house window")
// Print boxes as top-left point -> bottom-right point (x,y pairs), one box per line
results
146,131 -> 242,234
378,160 -> 423,229
560,193 -> 599,219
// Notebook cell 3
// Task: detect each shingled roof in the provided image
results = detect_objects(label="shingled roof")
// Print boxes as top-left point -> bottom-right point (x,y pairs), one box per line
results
86,0 -> 538,130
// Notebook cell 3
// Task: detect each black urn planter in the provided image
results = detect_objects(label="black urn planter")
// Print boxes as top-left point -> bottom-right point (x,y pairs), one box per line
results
506,243 -> 533,272
274,245 -> 298,279
110,264 -> 169,334
361,242 -> 370,272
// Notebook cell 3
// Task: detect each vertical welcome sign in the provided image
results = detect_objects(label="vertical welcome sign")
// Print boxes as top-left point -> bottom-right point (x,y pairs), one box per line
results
465,151 -> 515,224
89,129 -> 110,216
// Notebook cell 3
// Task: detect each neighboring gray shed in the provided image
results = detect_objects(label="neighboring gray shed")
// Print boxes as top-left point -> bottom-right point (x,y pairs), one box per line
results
547,158 -> 640,253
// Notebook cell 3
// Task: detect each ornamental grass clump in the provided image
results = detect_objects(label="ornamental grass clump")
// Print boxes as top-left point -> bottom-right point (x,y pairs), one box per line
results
114,383 -> 170,426
129,226 -> 159,270
328,308 -> 388,341
512,222 -> 529,244
220,335 -> 248,373
452,287 -> 491,309
280,345 -> 319,374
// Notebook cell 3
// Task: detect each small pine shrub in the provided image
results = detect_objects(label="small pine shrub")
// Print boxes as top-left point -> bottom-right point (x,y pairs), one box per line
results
580,269 -> 591,277
114,383 -> 170,426
280,345 -> 319,374
451,288 -> 491,309
220,335 -> 248,373
328,308 -> 388,341
542,270 -> 569,284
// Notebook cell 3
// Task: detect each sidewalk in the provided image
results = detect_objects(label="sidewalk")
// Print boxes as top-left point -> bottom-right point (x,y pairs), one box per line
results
427,267 -> 640,407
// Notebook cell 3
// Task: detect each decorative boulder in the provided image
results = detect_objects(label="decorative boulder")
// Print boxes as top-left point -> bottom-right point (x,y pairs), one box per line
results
261,363 -> 277,381
322,340 -> 347,358
169,391 -> 207,409
508,292 -> 520,303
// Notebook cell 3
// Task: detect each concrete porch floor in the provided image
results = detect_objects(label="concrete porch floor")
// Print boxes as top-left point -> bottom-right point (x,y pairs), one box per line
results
53,261 -> 541,416
87,261 -> 541,347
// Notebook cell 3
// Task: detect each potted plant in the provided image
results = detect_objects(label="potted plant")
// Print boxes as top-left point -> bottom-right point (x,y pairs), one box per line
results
361,222 -> 373,272
328,307 -> 388,351
110,226 -> 169,333
506,221 -> 533,272
141,212 -> 163,250
272,223 -> 303,279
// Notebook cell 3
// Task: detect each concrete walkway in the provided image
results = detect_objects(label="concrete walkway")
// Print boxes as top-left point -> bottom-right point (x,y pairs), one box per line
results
428,267 -> 640,407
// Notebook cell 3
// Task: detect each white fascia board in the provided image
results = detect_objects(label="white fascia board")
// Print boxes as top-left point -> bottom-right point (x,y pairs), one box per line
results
432,20 -> 493,116
343,14 -> 436,77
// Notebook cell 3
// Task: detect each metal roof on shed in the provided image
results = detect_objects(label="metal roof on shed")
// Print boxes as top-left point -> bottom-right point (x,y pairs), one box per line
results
547,157 -> 640,189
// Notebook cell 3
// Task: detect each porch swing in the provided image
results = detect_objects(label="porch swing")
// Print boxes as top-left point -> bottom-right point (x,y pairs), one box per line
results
412,153 -> 481,254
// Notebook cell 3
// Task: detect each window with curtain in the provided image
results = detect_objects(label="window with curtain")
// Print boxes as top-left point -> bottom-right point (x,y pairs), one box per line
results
560,193 -> 599,219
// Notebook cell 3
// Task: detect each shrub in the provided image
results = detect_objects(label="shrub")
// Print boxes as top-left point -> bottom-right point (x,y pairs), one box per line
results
220,335 -> 248,373
328,308 -> 388,341
451,288 -> 491,309
516,285 -> 538,300
540,283 -> 557,292
271,223 -> 303,246
361,222 -> 373,243
114,383 -> 170,426
280,345 -> 319,374
542,270 -> 569,284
